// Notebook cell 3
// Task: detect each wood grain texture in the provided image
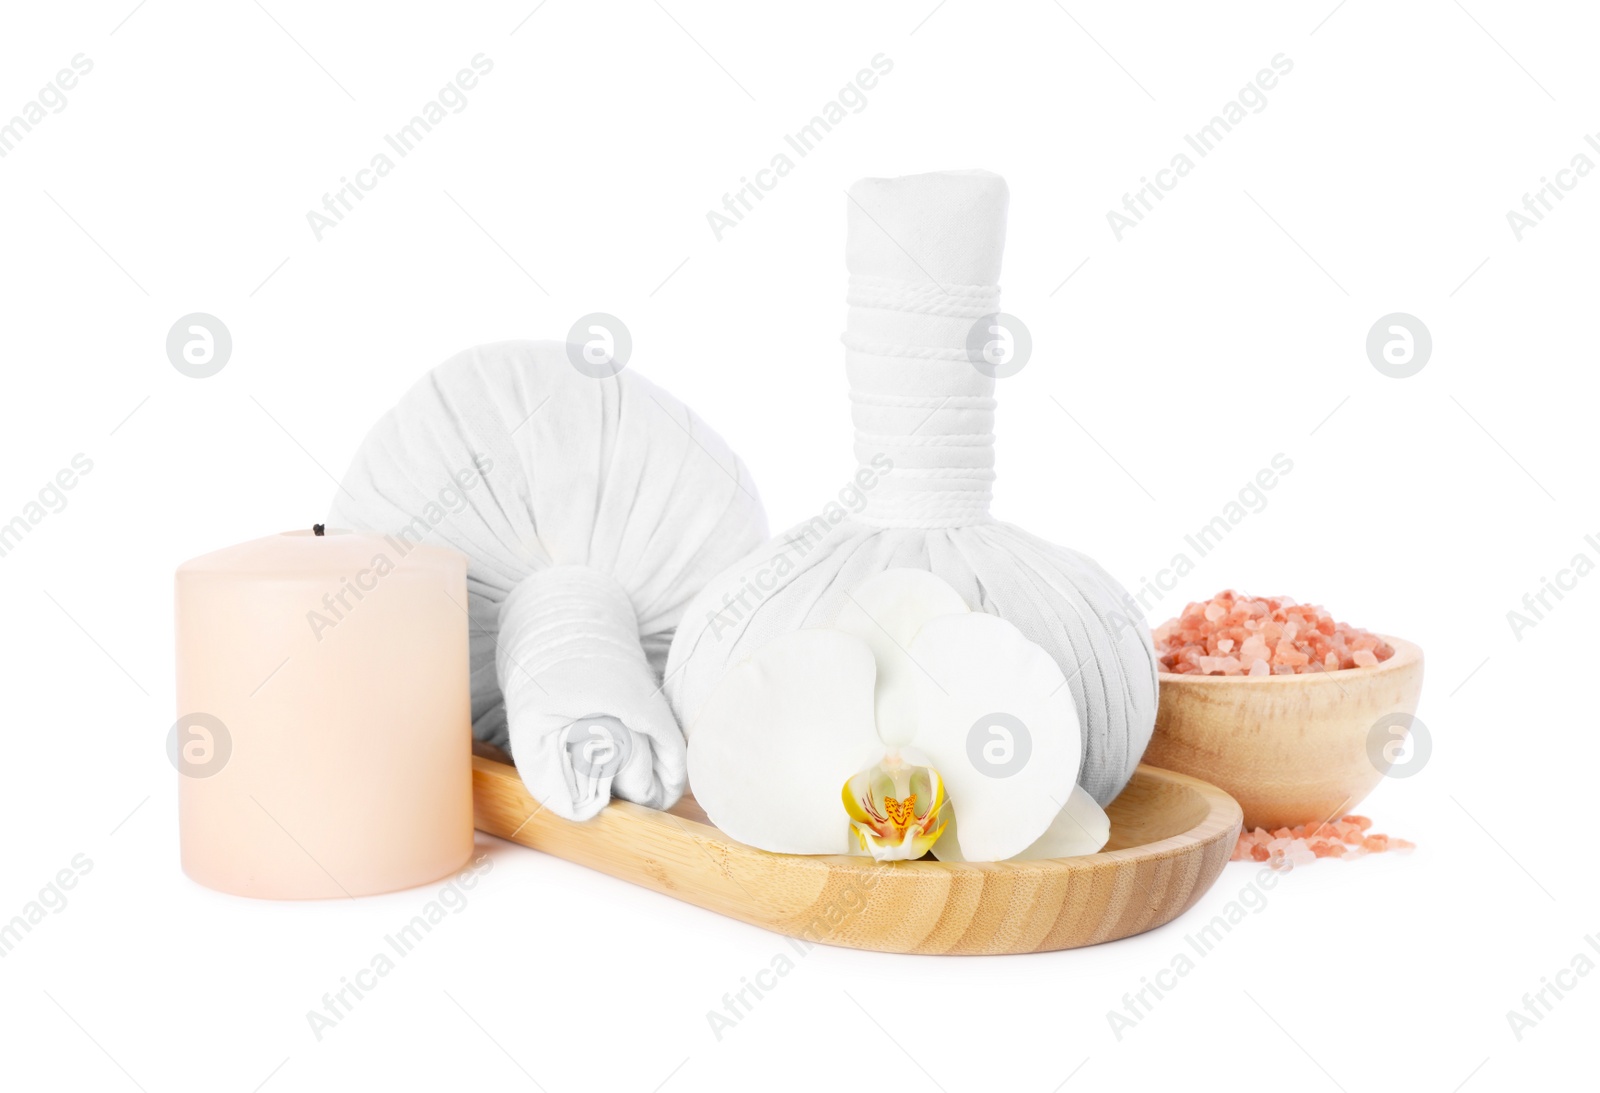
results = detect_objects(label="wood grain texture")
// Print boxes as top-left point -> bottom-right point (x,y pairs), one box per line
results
1145,636 -> 1424,831
471,751 -> 1241,955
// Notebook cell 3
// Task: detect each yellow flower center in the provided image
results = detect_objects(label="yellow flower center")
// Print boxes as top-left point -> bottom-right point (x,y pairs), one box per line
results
842,757 -> 949,862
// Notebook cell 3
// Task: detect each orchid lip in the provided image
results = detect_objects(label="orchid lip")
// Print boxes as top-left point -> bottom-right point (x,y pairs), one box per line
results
843,753 -> 949,862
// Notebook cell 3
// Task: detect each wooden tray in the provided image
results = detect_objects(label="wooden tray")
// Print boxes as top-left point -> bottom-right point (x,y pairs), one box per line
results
472,749 -> 1241,955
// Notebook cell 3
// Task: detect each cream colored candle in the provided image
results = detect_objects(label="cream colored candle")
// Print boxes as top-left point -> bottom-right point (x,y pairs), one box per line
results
174,528 -> 472,898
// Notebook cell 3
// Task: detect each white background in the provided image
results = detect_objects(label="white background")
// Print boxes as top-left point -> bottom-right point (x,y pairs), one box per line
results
1,1 -> 1594,1090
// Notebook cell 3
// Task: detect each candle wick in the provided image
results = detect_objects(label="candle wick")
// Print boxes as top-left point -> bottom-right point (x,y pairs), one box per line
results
313,523 -> 325,536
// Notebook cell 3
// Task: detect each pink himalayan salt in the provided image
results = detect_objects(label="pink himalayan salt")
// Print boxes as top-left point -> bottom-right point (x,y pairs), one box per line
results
1154,591 -> 1395,676
1227,815 -> 1413,868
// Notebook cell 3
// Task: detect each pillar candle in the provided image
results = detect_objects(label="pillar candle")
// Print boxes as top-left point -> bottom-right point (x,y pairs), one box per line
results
174,528 -> 473,898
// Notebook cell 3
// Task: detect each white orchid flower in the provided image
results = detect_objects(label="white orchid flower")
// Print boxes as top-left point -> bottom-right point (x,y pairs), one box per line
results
686,569 -> 1111,862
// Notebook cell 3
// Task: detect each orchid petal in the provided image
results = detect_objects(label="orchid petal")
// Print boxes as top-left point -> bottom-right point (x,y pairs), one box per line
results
833,568 -> 971,748
1016,785 -> 1110,859
686,629 -> 883,854
928,786 -> 1106,861
906,612 -> 1082,862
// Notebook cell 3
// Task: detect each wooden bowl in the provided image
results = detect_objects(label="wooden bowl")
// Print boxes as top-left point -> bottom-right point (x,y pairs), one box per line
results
1142,636 -> 1424,831
472,750 -> 1241,955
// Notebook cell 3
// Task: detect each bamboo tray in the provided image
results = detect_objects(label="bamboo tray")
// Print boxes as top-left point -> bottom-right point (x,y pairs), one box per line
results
472,747 -> 1241,955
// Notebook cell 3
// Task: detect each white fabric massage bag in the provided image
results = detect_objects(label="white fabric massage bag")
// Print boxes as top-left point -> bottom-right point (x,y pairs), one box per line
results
666,170 -> 1159,807
329,341 -> 767,820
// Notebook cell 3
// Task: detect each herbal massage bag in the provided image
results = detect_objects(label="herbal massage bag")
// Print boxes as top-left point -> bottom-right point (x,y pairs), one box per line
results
329,341 -> 767,820
667,171 -> 1158,813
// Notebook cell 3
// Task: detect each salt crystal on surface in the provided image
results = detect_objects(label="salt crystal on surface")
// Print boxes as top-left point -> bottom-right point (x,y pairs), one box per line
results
1228,814 -> 1411,867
